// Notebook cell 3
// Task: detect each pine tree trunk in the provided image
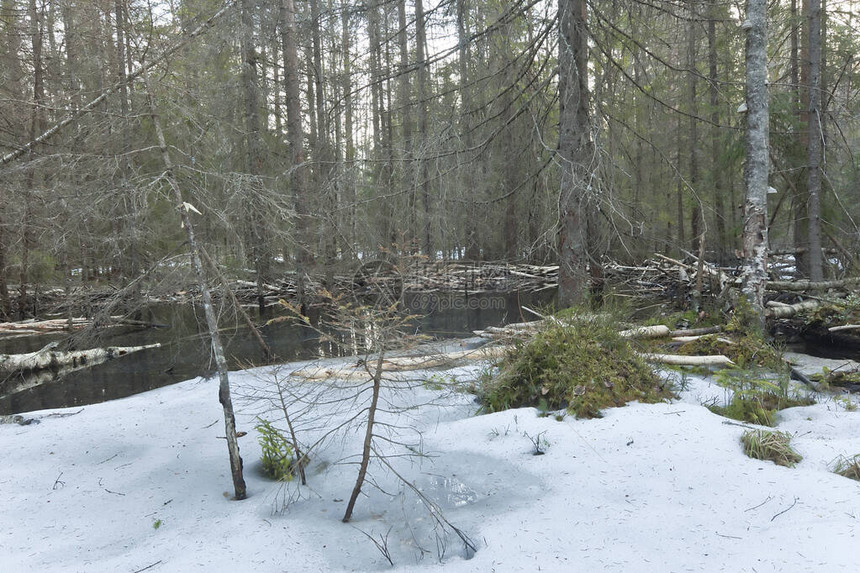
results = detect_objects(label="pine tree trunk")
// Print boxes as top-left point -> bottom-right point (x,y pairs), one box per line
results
415,0 -> 432,259
806,0 -> 824,280
281,0 -> 312,309
557,0 -> 593,307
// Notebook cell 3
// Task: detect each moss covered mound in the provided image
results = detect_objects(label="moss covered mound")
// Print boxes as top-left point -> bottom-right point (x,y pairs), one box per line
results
480,315 -> 673,418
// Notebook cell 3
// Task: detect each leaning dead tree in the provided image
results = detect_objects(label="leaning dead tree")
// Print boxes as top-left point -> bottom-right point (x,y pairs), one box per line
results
144,75 -> 246,500
0,0 -> 247,500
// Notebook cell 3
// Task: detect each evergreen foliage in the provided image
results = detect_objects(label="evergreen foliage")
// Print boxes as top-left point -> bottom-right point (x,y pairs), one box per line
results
480,312 -> 673,418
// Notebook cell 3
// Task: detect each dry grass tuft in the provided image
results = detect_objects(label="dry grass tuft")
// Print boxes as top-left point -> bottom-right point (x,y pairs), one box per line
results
831,455 -> 860,481
741,429 -> 802,468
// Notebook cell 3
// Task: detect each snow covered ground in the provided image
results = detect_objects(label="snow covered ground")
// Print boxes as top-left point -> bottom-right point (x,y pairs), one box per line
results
2,356 -> 859,572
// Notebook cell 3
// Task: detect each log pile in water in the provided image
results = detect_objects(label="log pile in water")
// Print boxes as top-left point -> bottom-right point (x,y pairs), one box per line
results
0,316 -> 164,337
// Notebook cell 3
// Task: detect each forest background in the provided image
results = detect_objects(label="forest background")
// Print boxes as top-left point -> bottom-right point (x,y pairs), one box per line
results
0,0 -> 858,318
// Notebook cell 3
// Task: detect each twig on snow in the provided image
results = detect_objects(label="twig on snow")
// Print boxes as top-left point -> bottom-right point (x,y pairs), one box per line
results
132,561 -> 163,573
771,497 -> 799,522
354,526 -> 394,566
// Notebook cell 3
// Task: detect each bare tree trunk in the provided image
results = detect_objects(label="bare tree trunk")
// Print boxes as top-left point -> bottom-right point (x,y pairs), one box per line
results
20,0 -> 47,319
794,0 -> 811,277
241,0 -> 270,313
341,2 -> 356,254
309,0 -> 337,283
281,0 -> 312,310
687,4 -> 701,257
342,352 -> 385,523
805,0 -> 824,280
708,0 -> 727,264
415,0 -> 432,259
144,76 -> 247,501
0,221 -> 10,318
675,114 -> 686,257
557,0 -> 593,307
458,0 -> 480,261
114,0 -> 139,290
741,0 -> 770,326
397,0 -> 415,247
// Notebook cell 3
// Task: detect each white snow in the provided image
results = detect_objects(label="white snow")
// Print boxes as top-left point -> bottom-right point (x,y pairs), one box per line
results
2,360 -> 859,572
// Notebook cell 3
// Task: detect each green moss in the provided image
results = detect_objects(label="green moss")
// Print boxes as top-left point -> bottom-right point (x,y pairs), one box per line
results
479,311 -> 673,419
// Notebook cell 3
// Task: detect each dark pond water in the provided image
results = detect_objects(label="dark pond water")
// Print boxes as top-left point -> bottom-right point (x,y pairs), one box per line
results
0,291 -> 555,415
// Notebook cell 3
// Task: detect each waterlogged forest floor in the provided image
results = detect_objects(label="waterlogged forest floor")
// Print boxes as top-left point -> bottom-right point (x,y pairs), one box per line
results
1,352 -> 860,572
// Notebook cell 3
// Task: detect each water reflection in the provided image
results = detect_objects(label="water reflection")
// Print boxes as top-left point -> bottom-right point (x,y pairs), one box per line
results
1,291 -> 554,415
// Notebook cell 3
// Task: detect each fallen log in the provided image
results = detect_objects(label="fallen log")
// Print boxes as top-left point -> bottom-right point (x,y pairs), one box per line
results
0,343 -> 161,374
0,318 -> 90,334
670,326 -> 722,337
637,352 -> 736,367
767,277 -> 860,292
0,316 -> 167,336
765,300 -> 822,318
672,335 -> 735,345
829,324 -> 860,333
619,325 -> 671,339
290,345 -> 511,380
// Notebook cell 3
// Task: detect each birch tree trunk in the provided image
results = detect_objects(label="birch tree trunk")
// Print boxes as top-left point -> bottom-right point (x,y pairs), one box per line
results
144,77 -> 247,501
741,0 -> 770,326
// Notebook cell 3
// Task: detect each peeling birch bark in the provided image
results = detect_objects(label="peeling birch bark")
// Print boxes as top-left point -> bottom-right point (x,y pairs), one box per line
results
0,344 -> 160,373
619,325 -> 672,339
740,0 -> 770,327
764,300 -> 821,318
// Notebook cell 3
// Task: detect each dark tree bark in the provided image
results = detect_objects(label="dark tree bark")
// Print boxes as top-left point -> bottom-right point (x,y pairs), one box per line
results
708,0 -> 727,264
805,0 -> 824,280
458,0 -> 480,261
415,0 -> 432,259
280,0 -> 312,309
341,1 -> 356,254
241,0 -> 270,312
557,0 -> 593,307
